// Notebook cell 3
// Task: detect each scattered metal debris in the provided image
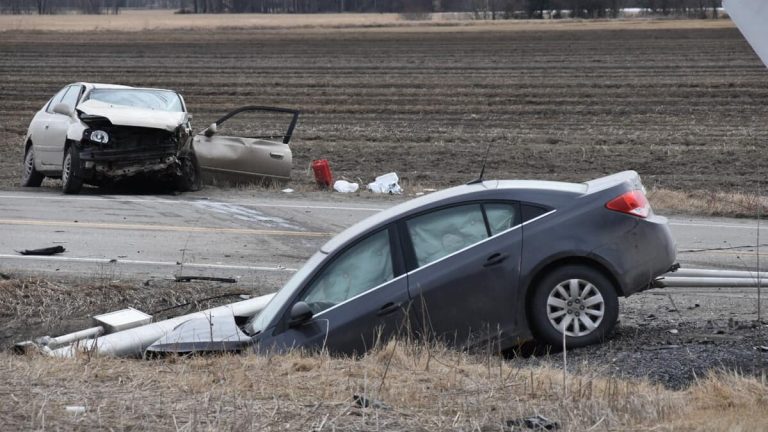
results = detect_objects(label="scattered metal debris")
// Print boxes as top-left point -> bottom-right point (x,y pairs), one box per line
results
15,293 -> 276,358
506,414 -> 560,431
17,245 -> 65,256
174,275 -> 237,283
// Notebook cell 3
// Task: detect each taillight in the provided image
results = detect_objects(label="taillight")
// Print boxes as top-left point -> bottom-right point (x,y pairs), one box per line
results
606,190 -> 650,218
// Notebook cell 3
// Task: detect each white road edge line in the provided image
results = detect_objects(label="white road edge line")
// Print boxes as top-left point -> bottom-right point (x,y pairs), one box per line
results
670,222 -> 768,230
0,194 -> 384,212
0,254 -> 299,272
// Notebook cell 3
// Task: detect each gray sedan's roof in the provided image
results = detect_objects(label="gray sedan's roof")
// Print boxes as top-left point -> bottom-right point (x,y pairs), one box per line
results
320,179 -> 587,254
72,82 -> 177,93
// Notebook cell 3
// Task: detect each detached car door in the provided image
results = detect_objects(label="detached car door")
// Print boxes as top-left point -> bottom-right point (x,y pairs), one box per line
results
267,227 -> 411,355
403,202 -> 523,349
192,106 -> 299,182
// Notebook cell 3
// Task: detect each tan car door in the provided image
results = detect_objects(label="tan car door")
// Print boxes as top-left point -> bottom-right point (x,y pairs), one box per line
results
193,106 -> 300,182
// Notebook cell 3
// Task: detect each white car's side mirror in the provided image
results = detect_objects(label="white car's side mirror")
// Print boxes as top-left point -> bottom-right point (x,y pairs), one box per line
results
204,123 -> 217,138
52,103 -> 73,117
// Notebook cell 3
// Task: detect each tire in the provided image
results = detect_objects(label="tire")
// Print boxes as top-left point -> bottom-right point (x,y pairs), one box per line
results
21,145 -> 44,187
175,153 -> 202,192
61,145 -> 83,194
528,265 -> 619,348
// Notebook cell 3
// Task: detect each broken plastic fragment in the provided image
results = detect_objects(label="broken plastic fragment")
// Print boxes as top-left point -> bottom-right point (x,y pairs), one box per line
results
367,172 -> 402,194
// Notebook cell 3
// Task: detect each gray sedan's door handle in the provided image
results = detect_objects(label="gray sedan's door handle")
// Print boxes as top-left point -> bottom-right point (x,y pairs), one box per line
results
484,253 -> 509,267
377,302 -> 400,316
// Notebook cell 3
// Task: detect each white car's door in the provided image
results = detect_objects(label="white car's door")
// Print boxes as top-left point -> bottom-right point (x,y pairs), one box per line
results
35,85 -> 81,168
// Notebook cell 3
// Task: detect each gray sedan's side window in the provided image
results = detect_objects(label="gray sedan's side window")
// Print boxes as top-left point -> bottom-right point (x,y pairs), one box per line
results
407,204 -> 487,267
485,203 -> 517,235
45,86 -> 69,113
300,229 -> 393,314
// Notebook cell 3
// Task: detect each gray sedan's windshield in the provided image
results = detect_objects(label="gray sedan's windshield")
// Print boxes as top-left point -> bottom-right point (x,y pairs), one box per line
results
86,89 -> 183,112
245,252 -> 326,335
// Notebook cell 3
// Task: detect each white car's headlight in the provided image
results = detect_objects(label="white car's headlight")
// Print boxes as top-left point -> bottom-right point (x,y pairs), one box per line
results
89,130 -> 109,144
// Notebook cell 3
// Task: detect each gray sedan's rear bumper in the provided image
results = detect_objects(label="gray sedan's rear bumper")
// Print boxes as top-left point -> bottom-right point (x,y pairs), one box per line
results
590,214 -> 676,296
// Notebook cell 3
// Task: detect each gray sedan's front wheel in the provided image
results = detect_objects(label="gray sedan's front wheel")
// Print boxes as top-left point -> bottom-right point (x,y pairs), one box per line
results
21,146 -> 44,187
529,265 -> 619,348
61,145 -> 83,194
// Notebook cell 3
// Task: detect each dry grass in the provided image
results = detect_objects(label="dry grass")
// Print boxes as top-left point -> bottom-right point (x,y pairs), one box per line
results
0,9 -> 736,33
0,341 -> 765,430
649,188 -> 768,219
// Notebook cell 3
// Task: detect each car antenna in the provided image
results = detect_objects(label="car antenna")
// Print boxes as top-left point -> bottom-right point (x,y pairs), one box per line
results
466,142 -> 493,185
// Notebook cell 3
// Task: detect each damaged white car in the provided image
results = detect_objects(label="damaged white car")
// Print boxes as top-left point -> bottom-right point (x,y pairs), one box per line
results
21,83 -> 300,193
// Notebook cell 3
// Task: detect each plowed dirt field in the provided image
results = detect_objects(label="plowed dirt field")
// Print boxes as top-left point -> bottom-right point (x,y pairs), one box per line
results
1,21 -> 767,193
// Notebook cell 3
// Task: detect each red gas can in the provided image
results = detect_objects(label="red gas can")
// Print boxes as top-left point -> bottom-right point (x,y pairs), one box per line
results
311,159 -> 333,188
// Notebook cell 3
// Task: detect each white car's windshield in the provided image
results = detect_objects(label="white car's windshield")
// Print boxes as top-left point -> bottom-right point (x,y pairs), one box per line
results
86,89 -> 183,112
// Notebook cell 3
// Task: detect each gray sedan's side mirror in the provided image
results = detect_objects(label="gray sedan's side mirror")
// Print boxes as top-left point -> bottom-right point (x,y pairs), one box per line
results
204,123 -> 217,138
52,103 -> 73,117
288,301 -> 313,328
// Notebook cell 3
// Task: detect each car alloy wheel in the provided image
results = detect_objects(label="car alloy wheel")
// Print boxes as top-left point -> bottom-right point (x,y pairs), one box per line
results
529,265 -> 618,348
546,279 -> 605,337
61,145 -> 83,194
21,146 -> 44,187
24,150 -> 34,178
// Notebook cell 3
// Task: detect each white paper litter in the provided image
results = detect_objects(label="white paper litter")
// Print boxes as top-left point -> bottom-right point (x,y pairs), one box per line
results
333,180 -> 359,193
367,172 -> 402,194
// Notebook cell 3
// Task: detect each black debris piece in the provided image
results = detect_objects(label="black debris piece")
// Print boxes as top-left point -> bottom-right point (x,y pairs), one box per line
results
175,276 -> 237,283
352,394 -> 391,410
506,415 -> 560,431
17,245 -> 66,256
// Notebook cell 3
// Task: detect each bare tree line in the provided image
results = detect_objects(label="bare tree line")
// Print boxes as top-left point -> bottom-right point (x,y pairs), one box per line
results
0,0 -> 722,17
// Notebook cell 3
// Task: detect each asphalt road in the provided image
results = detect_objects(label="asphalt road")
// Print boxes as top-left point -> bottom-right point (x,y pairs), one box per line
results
1,188 -> 767,289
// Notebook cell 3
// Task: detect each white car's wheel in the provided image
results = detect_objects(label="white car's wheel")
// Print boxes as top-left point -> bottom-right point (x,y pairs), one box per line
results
21,145 -> 44,187
61,145 -> 83,194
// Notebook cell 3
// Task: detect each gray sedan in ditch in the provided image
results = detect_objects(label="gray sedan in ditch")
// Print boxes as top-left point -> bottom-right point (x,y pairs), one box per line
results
21,82 -> 299,193
147,170 -> 676,355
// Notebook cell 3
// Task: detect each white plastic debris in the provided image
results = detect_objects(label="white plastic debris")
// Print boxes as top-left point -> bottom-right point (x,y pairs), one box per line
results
65,406 -> 86,415
333,180 -> 359,193
281,188 -> 294,193
367,172 -> 402,194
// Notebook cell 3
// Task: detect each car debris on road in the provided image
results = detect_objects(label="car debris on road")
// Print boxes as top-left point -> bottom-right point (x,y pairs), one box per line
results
367,172 -> 402,194
17,245 -> 66,256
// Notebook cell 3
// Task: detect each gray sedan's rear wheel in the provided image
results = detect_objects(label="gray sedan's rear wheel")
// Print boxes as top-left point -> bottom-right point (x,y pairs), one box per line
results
529,265 -> 618,348
61,145 -> 83,194
21,146 -> 44,187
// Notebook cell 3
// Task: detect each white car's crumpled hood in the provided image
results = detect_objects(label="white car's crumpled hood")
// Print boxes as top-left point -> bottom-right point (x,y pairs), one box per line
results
77,99 -> 186,132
